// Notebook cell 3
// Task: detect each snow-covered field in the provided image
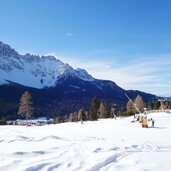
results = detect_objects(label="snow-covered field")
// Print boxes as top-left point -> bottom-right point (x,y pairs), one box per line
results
0,112 -> 171,171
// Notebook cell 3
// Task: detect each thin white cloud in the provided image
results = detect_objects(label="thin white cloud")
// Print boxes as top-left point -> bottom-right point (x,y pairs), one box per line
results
65,33 -> 73,36
44,51 -> 171,96
166,45 -> 171,48
73,55 -> 171,96
101,57 -> 171,90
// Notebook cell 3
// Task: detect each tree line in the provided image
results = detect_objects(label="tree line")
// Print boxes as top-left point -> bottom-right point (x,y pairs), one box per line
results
1,91 -> 170,125
125,95 -> 171,116
55,96 -> 119,124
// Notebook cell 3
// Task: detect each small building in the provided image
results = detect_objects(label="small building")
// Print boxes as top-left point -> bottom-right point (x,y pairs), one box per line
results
7,117 -> 54,126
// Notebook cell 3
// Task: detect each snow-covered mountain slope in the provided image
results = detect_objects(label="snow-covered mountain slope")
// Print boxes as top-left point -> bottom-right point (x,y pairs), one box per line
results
0,112 -> 171,171
0,41 -> 157,117
0,41 -> 94,88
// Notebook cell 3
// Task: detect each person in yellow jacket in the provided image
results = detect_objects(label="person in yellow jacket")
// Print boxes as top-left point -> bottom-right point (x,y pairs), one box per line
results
140,116 -> 144,123
141,116 -> 144,127
146,120 -> 148,128
143,117 -> 148,128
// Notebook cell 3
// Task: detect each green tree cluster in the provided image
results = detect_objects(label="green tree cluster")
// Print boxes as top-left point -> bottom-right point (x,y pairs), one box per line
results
88,96 -> 100,121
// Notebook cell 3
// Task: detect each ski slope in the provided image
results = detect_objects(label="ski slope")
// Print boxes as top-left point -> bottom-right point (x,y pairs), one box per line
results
0,112 -> 171,171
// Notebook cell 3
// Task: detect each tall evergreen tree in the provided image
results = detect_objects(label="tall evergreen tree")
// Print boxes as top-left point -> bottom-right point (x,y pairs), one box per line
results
147,101 -> 154,110
18,91 -> 33,126
154,100 -> 160,110
88,96 -> 100,121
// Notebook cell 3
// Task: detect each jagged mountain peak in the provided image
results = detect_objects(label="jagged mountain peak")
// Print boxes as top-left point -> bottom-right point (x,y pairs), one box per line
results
0,41 -> 157,118
75,68 -> 94,81
0,41 -> 94,88
23,53 -> 41,63
0,41 -> 18,58
41,55 -> 57,61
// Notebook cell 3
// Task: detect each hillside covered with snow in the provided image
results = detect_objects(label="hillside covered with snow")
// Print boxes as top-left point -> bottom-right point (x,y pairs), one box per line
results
0,41 -> 157,118
0,41 -> 94,88
0,112 -> 171,171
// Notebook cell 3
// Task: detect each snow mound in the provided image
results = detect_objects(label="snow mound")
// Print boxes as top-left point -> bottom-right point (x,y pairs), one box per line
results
0,112 -> 171,171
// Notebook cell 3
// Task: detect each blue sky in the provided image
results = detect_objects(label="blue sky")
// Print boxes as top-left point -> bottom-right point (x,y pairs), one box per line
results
0,0 -> 171,96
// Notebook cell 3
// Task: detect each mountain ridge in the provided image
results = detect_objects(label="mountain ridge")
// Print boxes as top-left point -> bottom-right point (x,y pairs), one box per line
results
0,41 -> 157,119
0,41 -> 94,88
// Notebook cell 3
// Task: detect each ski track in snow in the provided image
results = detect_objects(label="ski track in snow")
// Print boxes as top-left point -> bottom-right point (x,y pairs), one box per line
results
1,112 -> 171,171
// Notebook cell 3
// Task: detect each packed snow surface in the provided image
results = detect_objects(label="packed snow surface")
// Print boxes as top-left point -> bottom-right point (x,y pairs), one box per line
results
0,112 -> 171,171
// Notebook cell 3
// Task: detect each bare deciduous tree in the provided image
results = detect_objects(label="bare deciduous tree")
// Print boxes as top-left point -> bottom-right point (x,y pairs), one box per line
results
134,95 -> 145,113
18,91 -> 33,126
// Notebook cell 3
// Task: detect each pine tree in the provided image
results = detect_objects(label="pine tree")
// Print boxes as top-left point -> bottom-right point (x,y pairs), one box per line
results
18,91 -> 33,126
154,100 -> 160,110
88,96 -> 100,121
147,101 -> 154,110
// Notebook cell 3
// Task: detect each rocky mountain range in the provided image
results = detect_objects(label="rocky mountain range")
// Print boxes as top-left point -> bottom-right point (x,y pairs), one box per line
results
0,41 -> 94,88
0,41 -> 157,119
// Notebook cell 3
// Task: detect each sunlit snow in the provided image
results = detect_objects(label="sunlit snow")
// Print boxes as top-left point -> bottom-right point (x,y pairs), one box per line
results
0,112 -> 171,171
